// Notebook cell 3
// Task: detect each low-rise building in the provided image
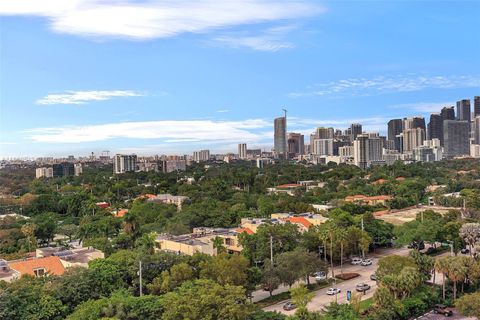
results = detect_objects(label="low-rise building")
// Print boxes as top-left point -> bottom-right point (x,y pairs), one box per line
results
146,193 -> 190,210
344,194 -> 392,206
36,247 -> 105,268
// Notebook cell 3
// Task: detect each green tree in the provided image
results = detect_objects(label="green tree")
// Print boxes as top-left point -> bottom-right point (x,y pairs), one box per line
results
148,262 -> 194,294
261,261 -> 281,297
455,292 -> 480,318
290,284 -> 314,318
200,253 -> 249,287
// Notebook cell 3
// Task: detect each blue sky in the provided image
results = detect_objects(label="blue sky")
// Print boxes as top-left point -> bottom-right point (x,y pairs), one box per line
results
0,0 -> 479,158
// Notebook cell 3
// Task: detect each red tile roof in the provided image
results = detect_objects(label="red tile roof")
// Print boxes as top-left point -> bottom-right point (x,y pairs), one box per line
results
114,209 -> 128,218
236,227 -> 254,235
284,217 -> 312,229
9,256 -> 65,277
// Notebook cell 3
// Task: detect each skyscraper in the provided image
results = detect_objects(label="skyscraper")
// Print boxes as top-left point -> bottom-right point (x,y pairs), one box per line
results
456,99 -> 471,127
440,106 -> 455,120
403,116 -> 425,130
474,116 -> 480,144
387,119 -> 403,151
474,96 -> 480,117
287,133 -> 304,156
350,123 -> 362,141
428,113 -> 443,141
443,120 -> 470,158
238,143 -> 247,159
274,117 -> 287,158
353,134 -> 382,169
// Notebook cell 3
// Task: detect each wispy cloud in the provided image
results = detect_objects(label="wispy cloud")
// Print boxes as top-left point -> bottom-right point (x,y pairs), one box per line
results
289,74 -> 480,98
36,90 -> 145,105
213,24 -> 298,51
0,1 -> 322,40
217,109 -> 231,113
389,101 -> 454,113
26,119 -> 270,143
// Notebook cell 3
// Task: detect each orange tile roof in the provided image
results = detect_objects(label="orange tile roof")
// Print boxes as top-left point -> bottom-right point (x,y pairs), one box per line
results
368,195 -> 392,200
9,256 -> 65,277
276,184 -> 303,189
114,209 -> 129,218
372,179 -> 387,185
285,217 -> 312,229
236,227 -> 254,235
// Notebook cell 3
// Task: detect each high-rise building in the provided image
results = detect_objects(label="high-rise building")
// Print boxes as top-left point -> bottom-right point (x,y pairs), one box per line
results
350,123 -> 362,141
162,159 -> 186,173
52,162 -> 75,177
238,143 -> 247,159
402,128 -> 425,152
74,163 -> 83,176
274,117 -> 287,158
312,139 -> 334,156
387,119 -> 403,151
440,106 -> 455,120
473,116 -> 480,144
287,133 -> 304,156
428,113 -> 443,141
456,99 -> 471,128
403,116 -> 425,130
443,120 -> 470,158
35,167 -> 53,179
114,154 -> 137,174
474,96 -> 480,117
353,134 -> 382,169
193,150 -> 210,162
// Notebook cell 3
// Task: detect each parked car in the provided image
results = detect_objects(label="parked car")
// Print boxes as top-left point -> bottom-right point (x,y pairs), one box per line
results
283,302 -> 296,311
361,259 -> 372,266
356,283 -> 371,292
370,273 -> 378,281
351,257 -> 362,265
461,248 -> 470,254
408,241 -> 425,250
433,304 -> 453,317
313,271 -> 327,281
326,288 -> 341,295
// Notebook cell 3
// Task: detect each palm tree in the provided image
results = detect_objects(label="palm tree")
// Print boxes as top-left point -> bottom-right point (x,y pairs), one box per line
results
211,236 -> 225,254
460,223 -> 480,257
336,229 -> 348,275
435,257 -> 449,301
445,257 -> 468,300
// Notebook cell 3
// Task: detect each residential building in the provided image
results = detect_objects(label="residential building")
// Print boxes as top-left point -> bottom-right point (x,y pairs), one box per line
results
428,113 -> 443,142
35,167 -> 53,179
36,247 -> 105,268
274,117 -> 287,158
256,158 -> 272,168
161,159 -> 186,173
5,256 -> 66,281
113,154 -> 137,174
344,195 -> 392,206
339,145 -> 354,157
193,150 -> 210,162
440,106 -> 455,120
238,143 -> 247,159
473,116 -> 480,144
470,144 -> 480,158
74,163 -> 83,176
443,120 -> 470,158
312,138 -> 334,156
403,116 -> 425,130
145,193 -> 190,210
353,134 -> 383,169
402,128 -> 425,152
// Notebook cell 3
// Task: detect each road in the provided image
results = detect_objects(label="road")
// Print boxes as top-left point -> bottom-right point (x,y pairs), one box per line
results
258,246 -> 411,315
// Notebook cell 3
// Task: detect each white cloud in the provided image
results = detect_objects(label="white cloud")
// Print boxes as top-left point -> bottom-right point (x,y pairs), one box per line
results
26,119 -> 270,143
216,109 -> 231,113
289,74 -> 480,98
0,0 -> 322,40
389,101 -> 454,113
36,90 -> 145,105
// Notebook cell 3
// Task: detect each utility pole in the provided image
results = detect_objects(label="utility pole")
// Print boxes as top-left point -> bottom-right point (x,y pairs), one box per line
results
270,235 -> 274,266
139,260 -> 143,296
361,218 -> 365,259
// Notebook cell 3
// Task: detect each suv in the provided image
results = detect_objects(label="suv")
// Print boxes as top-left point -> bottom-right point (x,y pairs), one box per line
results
361,259 -> 372,266
433,304 -> 453,317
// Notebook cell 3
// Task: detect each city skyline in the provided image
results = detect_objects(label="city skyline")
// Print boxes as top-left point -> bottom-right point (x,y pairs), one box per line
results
1,1 -> 480,157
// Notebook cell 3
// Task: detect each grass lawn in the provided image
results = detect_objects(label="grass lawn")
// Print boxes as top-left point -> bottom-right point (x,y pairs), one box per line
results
359,297 -> 374,312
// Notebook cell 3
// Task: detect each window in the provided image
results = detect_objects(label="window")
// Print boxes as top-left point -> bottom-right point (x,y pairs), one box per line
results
33,268 -> 46,277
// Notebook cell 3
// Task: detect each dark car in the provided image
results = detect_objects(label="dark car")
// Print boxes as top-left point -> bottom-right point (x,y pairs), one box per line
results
461,248 -> 470,254
433,304 -> 453,317
408,241 -> 425,250
283,302 -> 296,311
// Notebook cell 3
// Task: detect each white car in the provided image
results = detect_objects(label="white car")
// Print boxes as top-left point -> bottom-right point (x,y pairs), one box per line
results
326,288 -> 341,295
361,259 -> 372,266
351,257 -> 362,265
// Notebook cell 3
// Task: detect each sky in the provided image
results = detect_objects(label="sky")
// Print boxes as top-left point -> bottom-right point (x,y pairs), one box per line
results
0,0 -> 479,158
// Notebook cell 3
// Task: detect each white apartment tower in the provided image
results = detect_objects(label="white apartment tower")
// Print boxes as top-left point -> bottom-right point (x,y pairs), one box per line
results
114,154 -> 137,174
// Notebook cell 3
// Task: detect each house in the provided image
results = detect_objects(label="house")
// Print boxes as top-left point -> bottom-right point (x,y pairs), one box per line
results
5,256 -> 66,281
271,213 -> 328,230
145,193 -> 190,211
36,246 -> 105,268
112,208 -> 129,218
95,202 -> 110,209
344,195 -> 392,206
267,183 -> 304,196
